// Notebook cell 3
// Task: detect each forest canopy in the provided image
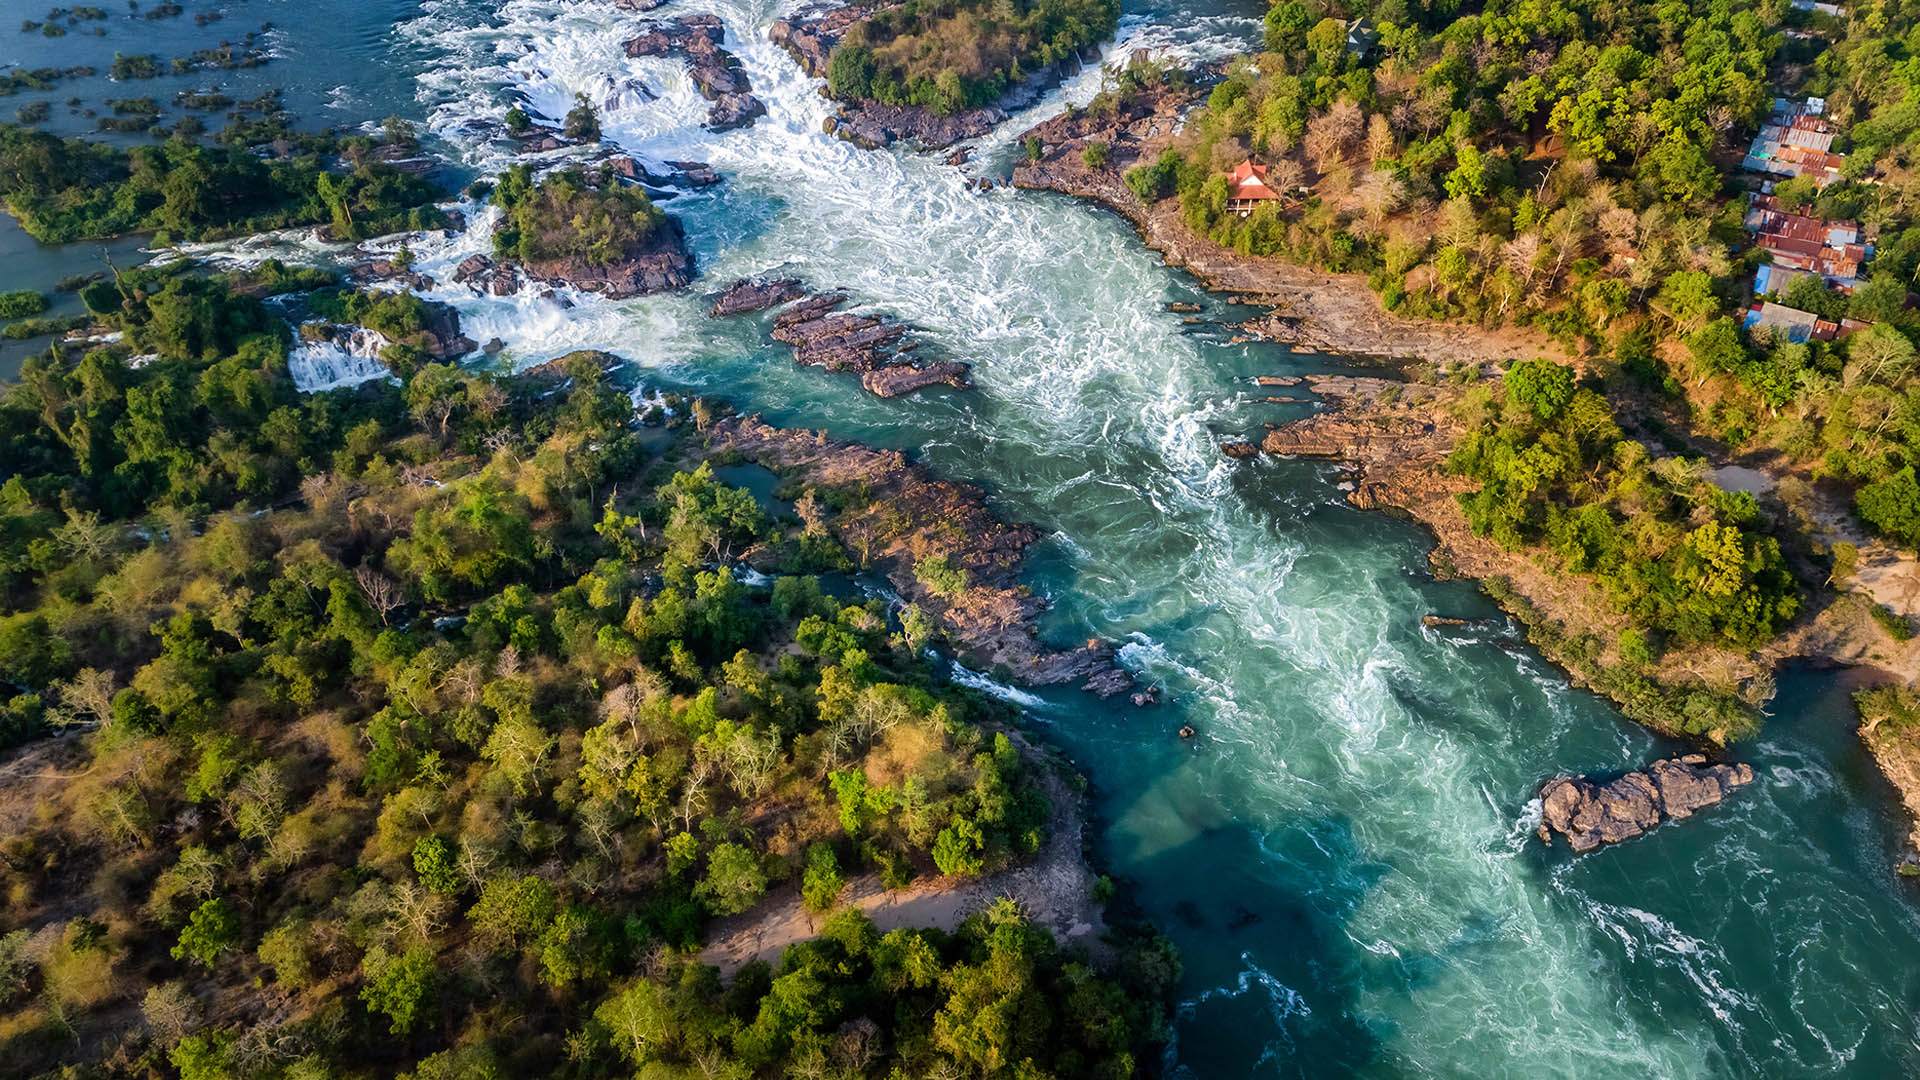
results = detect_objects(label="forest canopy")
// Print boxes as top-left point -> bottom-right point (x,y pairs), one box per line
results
825,0 -> 1119,114
0,250 -> 1176,1079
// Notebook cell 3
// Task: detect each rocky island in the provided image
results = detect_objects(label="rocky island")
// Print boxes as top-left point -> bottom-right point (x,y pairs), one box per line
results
706,277 -> 972,397
482,162 -> 693,298
773,0 -> 1110,150
1538,755 -> 1757,852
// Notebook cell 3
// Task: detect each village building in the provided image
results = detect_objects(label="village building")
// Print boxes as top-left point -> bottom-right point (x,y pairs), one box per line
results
1344,18 -> 1378,58
1742,301 -> 1865,343
1745,193 -> 1860,247
1226,159 -> 1282,215
1744,103 -> 1848,185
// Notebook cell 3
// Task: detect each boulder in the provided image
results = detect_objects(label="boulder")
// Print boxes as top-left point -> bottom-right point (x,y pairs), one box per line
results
662,161 -> 720,186
623,16 -> 763,132
453,254 -> 494,283
862,360 -> 972,397
1537,754 -> 1756,852
707,278 -> 807,317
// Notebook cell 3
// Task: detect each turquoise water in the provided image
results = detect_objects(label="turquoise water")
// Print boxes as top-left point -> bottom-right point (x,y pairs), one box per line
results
9,0 -> 1920,1075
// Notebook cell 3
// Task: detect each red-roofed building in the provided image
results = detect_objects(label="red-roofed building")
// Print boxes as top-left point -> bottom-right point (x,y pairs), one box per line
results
1227,159 -> 1282,214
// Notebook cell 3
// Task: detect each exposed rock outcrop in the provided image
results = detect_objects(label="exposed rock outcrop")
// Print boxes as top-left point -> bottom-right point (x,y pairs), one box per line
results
349,258 -> 434,293
1537,754 -> 1756,852
624,15 -> 766,132
823,102 -> 1006,151
701,416 -> 1142,700
706,277 -> 807,317
453,253 -> 521,297
598,155 -> 722,190
707,281 -> 971,397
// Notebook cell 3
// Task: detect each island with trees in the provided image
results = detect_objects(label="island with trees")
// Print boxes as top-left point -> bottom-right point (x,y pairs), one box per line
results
479,164 -> 694,299
773,0 -> 1118,148
0,253 -> 1176,1076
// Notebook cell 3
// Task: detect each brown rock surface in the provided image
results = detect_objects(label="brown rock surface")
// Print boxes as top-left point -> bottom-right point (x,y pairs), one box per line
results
1538,754 -> 1756,852
711,285 -> 971,397
707,278 -> 808,317
624,16 -> 765,132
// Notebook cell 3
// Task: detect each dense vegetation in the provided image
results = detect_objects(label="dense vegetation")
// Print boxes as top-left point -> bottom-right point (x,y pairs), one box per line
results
1128,0 -> 1782,329
492,165 -> 666,266
825,0 -> 1119,115
1094,0 -> 1920,595
0,123 -> 447,244
1448,360 -> 1799,736
0,256 -> 1175,1078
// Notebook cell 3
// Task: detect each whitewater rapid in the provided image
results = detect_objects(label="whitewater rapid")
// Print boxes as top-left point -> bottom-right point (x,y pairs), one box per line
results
252,0 -> 1920,1073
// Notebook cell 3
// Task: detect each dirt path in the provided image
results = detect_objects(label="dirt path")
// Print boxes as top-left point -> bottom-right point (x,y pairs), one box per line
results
699,730 -> 1108,975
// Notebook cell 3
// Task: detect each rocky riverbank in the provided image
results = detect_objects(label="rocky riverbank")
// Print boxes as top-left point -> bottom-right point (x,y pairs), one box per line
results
1253,374 -> 1920,847
1538,754 -> 1756,852
701,415 -> 1145,700
770,2 -> 1094,150
1007,83 -> 1559,367
706,278 -> 971,397
1248,375 -> 1789,741
624,15 -> 766,131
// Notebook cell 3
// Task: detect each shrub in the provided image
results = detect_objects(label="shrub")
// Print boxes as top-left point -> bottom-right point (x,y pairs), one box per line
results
0,289 -> 48,318
171,899 -> 242,966
914,555 -> 969,598
801,844 -> 845,914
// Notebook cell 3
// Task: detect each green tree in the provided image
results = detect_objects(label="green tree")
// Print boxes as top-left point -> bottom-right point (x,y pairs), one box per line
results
171,898 -> 241,966
696,841 -> 767,915
801,843 -> 845,914
1859,467 -> 1920,551
1503,358 -> 1575,419
360,944 -> 435,1034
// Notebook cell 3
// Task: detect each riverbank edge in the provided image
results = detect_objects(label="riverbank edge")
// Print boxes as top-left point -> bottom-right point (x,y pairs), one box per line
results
1006,98 -> 1564,368
1254,376 -> 1920,853
1003,88 -> 1920,854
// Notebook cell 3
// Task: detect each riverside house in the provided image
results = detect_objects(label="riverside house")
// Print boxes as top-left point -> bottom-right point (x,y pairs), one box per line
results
1226,159 -> 1282,215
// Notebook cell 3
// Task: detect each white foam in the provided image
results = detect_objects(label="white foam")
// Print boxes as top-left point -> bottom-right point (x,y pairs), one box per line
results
948,660 -> 1052,712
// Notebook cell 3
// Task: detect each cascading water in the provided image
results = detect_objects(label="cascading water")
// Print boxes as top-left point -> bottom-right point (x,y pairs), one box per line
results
244,0 -> 1920,1072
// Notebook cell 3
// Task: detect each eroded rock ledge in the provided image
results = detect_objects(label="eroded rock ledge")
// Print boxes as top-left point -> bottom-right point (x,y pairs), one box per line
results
706,278 -> 971,397
701,415 -> 1143,700
1537,754 -> 1756,852
624,15 -> 766,132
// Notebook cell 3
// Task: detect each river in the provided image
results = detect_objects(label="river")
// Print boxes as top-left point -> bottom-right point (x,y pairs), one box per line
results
12,0 -> 1920,1074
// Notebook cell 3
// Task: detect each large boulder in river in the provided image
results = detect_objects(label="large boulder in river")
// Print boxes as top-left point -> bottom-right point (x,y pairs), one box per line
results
707,278 -> 807,317
1537,754 -> 1756,852
622,15 -> 764,133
